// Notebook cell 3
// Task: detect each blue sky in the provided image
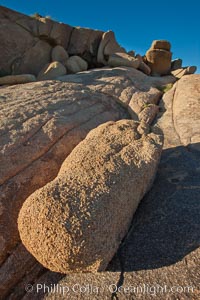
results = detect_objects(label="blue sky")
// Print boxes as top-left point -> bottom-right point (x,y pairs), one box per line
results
1,0 -> 199,72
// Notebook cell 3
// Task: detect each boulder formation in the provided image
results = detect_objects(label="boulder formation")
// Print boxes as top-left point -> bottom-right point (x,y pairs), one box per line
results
0,4 -> 199,299
0,66 -> 175,271
25,75 -> 200,300
0,5 -> 196,85
18,120 -> 163,273
0,72 -> 198,300
0,69 -> 126,267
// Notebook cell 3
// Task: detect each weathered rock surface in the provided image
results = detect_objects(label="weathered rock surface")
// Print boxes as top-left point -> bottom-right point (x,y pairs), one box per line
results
57,67 -> 175,120
37,61 -> 66,80
0,244 -> 38,299
157,74 -> 200,148
51,45 -> 69,66
0,64 -> 197,300
0,69 -> 132,267
0,74 -> 36,85
138,104 -> 159,124
0,6 -> 104,75
31,75 -> 200,300
0,6 -> 73,76
0,7 -> 36,76
18,119 -> 163,273
7,75 -> 199,300
108,52 -> 140,69
12,40 -> 52,76
66,56 -> 88,74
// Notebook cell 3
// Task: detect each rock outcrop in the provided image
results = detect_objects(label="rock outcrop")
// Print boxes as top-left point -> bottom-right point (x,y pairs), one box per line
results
157,74 -> 200,148
18,120 -> 163,273
0,70 -> 126,267
0,4 -> 199,299
26,74 -> 200,300
0,6 -> 197,82
0,66 -> 176,298
57,67 -> 176,120
0,73 -> 197,300
12,40 -> 52,76
0,66 -> 175,268
0,6 -> 72,76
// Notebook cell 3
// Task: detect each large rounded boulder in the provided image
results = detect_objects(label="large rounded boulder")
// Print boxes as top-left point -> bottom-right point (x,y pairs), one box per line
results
18,120 -> 163,273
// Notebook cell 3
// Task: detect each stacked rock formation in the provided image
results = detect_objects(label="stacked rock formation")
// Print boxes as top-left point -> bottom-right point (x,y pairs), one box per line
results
0,5 -> 197,86
145,40 -> 172,76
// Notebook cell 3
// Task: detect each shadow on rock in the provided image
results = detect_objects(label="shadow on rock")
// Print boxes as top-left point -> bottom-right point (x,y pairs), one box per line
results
107,142 -> 200,271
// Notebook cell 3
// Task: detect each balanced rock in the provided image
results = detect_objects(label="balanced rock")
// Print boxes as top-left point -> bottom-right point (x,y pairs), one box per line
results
18,119 -> 163,273
108,52 -> 140,69
146,40 -> 172,76
37,61 -> 66,80
51,45 -> 69,66
66,56 -> 88,73
0,74 -> 36,85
